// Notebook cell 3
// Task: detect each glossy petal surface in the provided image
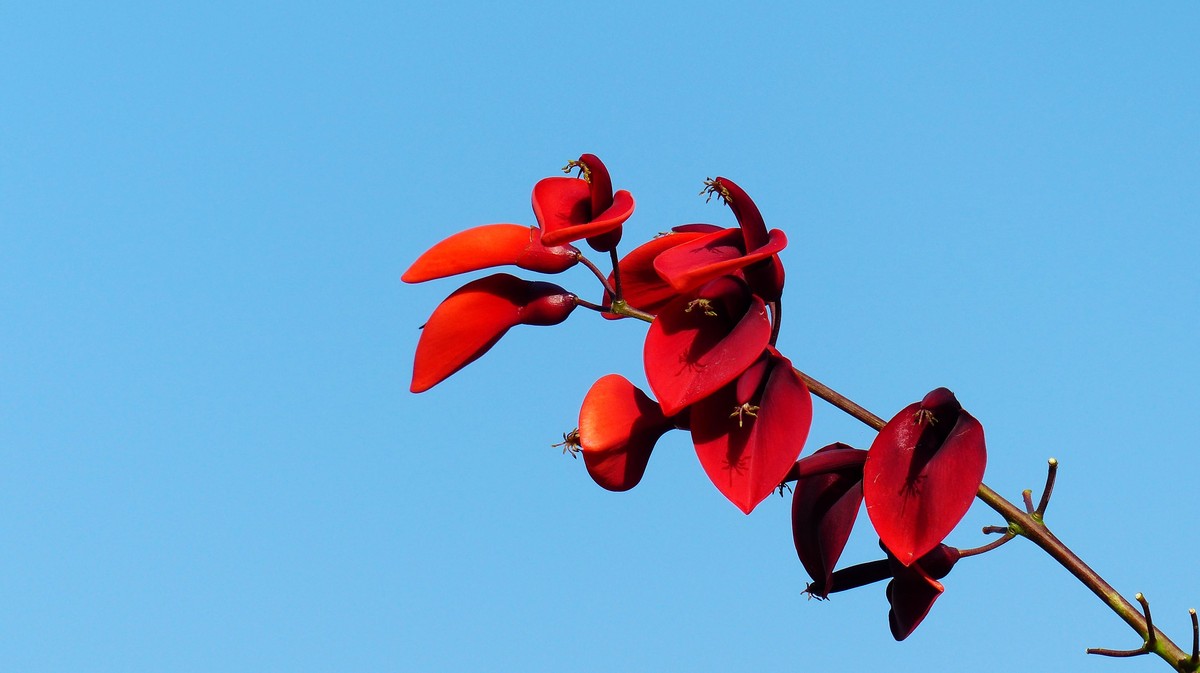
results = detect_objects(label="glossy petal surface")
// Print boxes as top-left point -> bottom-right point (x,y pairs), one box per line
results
791,444 -> 866,596
653,227 -> 787,294
643,278 -> 771,417
690,354 -> 812,514
401,224 -> 578,283
864,389 -> 987,565
578,375 -> 673,491
410,273 -> 573,393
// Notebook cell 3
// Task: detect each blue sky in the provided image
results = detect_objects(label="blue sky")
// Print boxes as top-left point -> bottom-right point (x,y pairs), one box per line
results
2,3 -> 1197,672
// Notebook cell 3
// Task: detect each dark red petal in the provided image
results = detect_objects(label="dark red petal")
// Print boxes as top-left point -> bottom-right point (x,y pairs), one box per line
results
886,564 -> 945,641
402,224 -> 579,283
578,374 -> 673,491
785,444 -> 868,481
713,177 -> 769,250
690,353 -> 812,514
863,390 -> 987,565
576,153 -> 614,215
601,231 -> 710,319
410,274 -> 574,393
792,443 -> 865,596
643,278 -> 771,417
654,228 -> 788,295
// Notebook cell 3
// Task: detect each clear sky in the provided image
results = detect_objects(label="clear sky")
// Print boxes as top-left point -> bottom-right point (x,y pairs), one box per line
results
2,3 -> 1197,672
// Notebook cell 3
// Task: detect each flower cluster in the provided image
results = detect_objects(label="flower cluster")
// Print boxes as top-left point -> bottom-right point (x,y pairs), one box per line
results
404,154 -> 988,639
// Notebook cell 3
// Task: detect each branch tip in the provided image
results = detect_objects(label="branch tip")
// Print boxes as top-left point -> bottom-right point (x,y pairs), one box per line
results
1036,458 -> 1059,516
1022,488 -> 1035,514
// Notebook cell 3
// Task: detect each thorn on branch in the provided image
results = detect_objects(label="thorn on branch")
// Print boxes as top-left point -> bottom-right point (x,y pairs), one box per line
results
1036,457 -> 1058,517
1188,608 -> 1198,669
1087,593 -> 1157,658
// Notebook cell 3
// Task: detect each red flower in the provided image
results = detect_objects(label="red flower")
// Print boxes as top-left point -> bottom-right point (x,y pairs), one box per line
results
788,443 -> 868,597
652,178 -> 787,300
410,273 -> 576,393
643,276 -> 773,417
402,224 -> 579,283
863,387 -> 987,565
576,374 -> 678,491
533,154 -> 634,252
689,349 -> 812,514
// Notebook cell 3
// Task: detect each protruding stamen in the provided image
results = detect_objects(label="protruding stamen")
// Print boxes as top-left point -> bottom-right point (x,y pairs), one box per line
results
553,428 -> 582,458
562,159 -> 591,183
730,402 -> 760,428
700,178 -> 731,204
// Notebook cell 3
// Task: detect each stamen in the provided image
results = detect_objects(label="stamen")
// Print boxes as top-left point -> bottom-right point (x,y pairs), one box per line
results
562,159 -> 591,183
700,178 -> 731,204
730,403 -> 760,428
913,408 -> 937,425
553,428 -> 582,458
685,298 -> 718,316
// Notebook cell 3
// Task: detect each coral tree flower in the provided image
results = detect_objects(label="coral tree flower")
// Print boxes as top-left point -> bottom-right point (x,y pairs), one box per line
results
805,543 -> 961,641
410,273 -> 576,393
643,276 -> 772,417
863,387 -> 987,566
576,374 -> 677,492
533,154 -> 634,253
402,224 -> 579,283
689,348 -> 812,514
652,178 -> 787,300
788,443 -> 868,597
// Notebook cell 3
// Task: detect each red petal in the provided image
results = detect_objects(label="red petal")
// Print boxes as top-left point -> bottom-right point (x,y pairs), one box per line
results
886,544 -> 960,640
410,274 -> 574,393
690,354 -> 812,514
653,228 -> 787,294
863,391 -> 987,565
791,444 -> 866,595
643,278 -> 772,417
886,565 -> 944,641
578,375 -> 673,491
402,224 -> 579,283
601,231 -> 710,319
712,177 -> 769,250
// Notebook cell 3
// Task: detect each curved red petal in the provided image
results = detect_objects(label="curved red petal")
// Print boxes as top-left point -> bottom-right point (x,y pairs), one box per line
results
653,228 -> 787,294
713,176 -> 769,250
690,354 -> 812,514
864,392 -> 987,565
578,374 -> 673,491
402,224 -> 579,283
601,231 -> 709,319
791,443 -> 866,595
644,279 -> 771,417
410,274 -> 573,393
886,565 -> 945,641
